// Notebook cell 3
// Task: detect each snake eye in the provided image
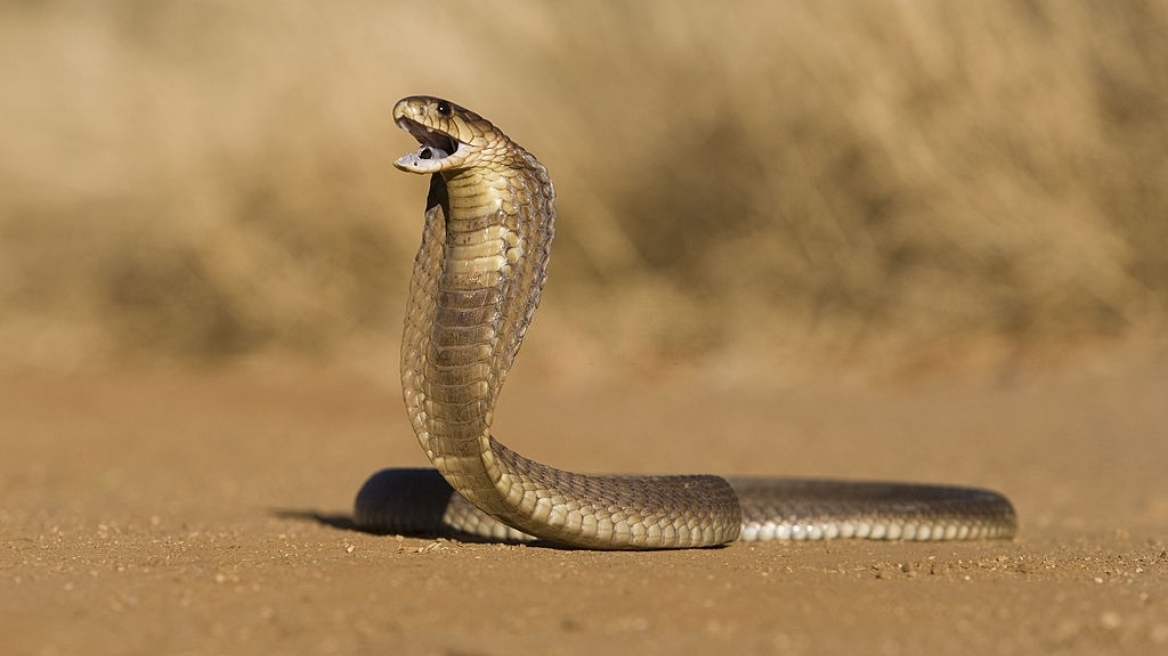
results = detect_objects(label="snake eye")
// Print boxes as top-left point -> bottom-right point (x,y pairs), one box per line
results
436,100 -> 452,116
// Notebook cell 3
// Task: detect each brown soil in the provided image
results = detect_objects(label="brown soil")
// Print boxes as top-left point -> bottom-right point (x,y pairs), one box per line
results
2,355 -> 1166,656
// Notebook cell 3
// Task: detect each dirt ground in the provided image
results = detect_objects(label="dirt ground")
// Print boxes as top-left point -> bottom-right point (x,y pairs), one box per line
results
2,350 -> 1166,656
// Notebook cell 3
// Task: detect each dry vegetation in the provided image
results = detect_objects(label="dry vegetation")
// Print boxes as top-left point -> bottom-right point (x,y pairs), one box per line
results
1,0 -> 1165,378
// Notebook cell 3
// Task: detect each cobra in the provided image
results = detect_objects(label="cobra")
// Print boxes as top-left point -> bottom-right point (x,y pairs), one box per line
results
353,95 -> 1017,550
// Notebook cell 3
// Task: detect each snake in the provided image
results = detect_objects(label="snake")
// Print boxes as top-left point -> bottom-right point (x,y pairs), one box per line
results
353,95 -> 1017,550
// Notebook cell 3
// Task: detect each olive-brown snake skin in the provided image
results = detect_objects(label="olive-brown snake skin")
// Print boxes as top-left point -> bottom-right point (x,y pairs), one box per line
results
354,95 -> 1017,550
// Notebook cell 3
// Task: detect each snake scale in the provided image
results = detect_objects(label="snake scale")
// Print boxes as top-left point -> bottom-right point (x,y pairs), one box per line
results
353,95 -> 1017,550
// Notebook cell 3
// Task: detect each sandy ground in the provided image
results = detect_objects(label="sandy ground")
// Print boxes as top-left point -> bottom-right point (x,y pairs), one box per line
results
2,353 -> 1166,656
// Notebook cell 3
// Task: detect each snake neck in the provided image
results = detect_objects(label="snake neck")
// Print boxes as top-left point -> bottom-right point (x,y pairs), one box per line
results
401,160 -> 557,521
400,166 -> 739,549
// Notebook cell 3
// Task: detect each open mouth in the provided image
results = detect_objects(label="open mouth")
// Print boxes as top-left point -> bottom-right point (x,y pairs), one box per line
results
395,116 -> 460,170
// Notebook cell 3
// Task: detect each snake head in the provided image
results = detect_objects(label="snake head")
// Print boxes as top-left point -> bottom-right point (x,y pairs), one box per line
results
392,96 -> 498,174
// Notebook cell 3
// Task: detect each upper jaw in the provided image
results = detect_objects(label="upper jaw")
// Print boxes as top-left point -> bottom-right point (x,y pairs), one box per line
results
394,116 -> 461,173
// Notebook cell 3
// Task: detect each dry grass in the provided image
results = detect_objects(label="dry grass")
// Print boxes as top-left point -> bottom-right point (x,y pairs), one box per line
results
1,0 -> 1165,379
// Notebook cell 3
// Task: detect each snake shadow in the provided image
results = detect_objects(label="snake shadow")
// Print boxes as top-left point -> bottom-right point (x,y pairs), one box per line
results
271,468 -> 564,548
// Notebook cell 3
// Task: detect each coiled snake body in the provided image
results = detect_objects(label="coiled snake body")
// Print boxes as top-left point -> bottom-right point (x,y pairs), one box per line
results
354,95 -> 1017,550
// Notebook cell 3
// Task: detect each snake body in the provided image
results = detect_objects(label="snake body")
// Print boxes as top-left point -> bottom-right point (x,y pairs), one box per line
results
354,95 -> 1017,550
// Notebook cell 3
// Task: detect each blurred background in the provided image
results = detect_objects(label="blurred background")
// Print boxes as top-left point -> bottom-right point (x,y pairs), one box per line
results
1,0 -> 1165,382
